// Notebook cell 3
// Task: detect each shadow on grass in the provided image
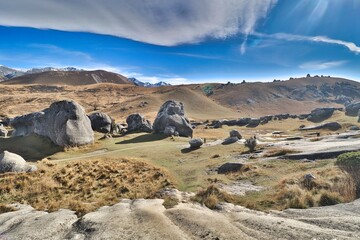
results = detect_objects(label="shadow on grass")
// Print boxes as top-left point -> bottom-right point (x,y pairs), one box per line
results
116,133 -> 168,144
181,147 -> 200,153
0,134 -> 63,162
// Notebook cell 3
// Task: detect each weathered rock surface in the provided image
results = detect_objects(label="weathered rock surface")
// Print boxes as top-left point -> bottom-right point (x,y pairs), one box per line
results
189,138 -> 203,149
0,124 -> 7,137
0,151 -> 36,173
300,122 -> 341,131
88,112 -> 113,133
10,100 -> 94,147
126,113 -> 152,133
1,198 -> 360,239
345,102 -> 360,116
153,100 -> 193,137
229,129 -> 242,139
307,108 -> 336,123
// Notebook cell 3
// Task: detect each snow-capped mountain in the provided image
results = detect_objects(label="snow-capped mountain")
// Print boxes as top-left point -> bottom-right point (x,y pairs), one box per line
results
128,77 -> 171,88
26,67 -> 82,74
0,66 -> 24,80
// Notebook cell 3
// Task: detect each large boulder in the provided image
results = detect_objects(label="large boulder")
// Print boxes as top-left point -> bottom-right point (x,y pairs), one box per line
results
0,151 -> 37,173
300,122 -> 342,131
246,118 -> 260,128
189,138 -> 203,149
0,124 -> 8,137
307,108 -> 335,123
229,129 -> 242,139
126,114 -> 152,133
218,162 -> 244,174
153,100 -> 193,137
11,100 -> 94,147
88,112 -> 113,133
345,102 -> 360,116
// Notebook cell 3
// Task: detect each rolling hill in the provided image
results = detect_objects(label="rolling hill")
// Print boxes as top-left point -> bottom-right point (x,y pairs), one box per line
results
2,70 -> 132,86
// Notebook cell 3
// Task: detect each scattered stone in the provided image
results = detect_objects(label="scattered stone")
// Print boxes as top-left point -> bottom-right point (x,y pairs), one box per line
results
10,100 -> 94,147
229,129 -> 242,139
0,151 -> 37,173
218,162 -> 244,174
222,137 -> 239,145
189,138 -> 203,149
345,102 -> 360,116
0,124 -> 8,137
88,112 -> 113,133
300,122 -> 341,131
126,113 -> 152,133
349,126 -> 360,131
307,108 -> 335,123
153,100 -> 193,137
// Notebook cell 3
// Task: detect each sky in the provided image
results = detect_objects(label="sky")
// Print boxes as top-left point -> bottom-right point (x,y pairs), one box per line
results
0,0 -> 359,84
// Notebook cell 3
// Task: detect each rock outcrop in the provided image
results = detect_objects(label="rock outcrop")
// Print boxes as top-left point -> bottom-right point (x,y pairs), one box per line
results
246,118 -> 260,128
229,129 -> 242,139
126,113 -> 152,133
1,198 -> 359,239
307,108 -> 335,123
218,162 -> 244,174
189,138 -> 203,149
0,124 -> 7,137
0,151 -> 36,173
153,100 -> 193,137
300,122 -> 341,131
10,100 -> 94,147
345,102 -> 360,116
88,112 -> 113,133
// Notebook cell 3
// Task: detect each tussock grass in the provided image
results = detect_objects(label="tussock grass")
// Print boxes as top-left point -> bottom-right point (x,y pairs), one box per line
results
0,158 -> 172,215
192,184 -> 234,209
263,148 -> 299,157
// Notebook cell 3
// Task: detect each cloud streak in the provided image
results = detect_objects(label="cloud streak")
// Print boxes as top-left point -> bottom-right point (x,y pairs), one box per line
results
254,32 -> 360,54
0,0 -> 276,46
299,60 -> 347,70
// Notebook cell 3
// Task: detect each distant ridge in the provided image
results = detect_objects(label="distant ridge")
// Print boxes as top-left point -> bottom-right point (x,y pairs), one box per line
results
2,70 -> 132,86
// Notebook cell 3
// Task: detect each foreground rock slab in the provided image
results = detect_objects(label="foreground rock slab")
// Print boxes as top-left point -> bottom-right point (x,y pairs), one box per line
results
0,198 -> 359,239
0,151 -> 36,173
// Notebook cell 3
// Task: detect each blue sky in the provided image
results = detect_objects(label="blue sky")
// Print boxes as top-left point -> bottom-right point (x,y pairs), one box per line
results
0,0 -> 359,84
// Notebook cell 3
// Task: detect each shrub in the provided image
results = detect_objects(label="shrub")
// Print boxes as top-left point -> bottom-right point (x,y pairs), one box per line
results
336,152 -> 360,197
318,192 -> 342,206
244,138 -> 257,153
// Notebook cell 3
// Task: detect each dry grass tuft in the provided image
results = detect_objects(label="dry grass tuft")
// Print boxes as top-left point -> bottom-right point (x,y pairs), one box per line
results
192,184 -> 234,209
0,157 -> 172,215
263,148 -> 299,157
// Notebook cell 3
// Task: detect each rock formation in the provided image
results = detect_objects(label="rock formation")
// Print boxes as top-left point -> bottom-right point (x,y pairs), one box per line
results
0,151 -> 36,173
229,130 -> 242,139
88,112 -> 113,133
345,102 -> 360,116
307,108 -> 336,123
153,100 -> 193,137
126,113 -> 152,133
300,122 -> 341,131
189,138 -> 203,149
10,100 -> 94,147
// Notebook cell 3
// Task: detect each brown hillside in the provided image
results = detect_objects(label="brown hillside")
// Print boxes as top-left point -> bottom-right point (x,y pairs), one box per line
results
2,70 -> 132,86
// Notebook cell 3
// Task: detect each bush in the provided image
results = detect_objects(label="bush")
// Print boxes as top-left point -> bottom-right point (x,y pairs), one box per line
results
336,152 -> 360,197
319,192 -> 342,206
244,138 -> 257,152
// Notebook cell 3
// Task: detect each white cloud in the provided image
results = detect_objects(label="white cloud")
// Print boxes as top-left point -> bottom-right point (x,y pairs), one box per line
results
253,32 -> 360,54
299,60 -> 347,70
0,0 -> 277,46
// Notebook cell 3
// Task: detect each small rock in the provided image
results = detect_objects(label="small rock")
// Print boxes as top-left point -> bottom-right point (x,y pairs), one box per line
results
229,129 -> 242,139
218,162 -> 244,174
189,138 -> 203,149
222,137 -> 239,145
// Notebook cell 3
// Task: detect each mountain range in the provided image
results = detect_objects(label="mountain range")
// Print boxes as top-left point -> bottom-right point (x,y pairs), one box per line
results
0,65 -> 171,87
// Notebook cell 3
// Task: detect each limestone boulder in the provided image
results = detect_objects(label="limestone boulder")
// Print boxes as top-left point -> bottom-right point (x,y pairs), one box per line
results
307,108 -> 335,123
189,138 -> 203,149
126,113 -> 152,133
229,129 -> 242,139
89,112 -> 113,133
0,151 -> 37,173
345,102 -> 360,116
153,100 -> 193,137
0,124 -> 7,137
10,100 -> 94,147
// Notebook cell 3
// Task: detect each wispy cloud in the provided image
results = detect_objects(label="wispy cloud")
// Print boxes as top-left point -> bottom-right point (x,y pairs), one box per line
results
253,32 -> 360,54
0,0 -> 277,46
299,60 -> 348,70
29,44 -> 92,60
170,53 -> 222,60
